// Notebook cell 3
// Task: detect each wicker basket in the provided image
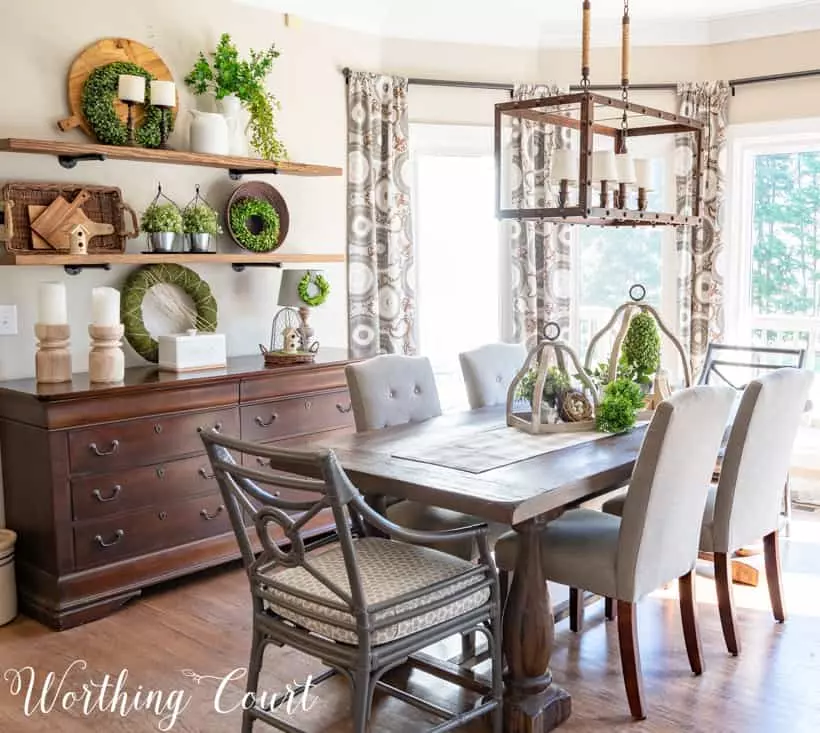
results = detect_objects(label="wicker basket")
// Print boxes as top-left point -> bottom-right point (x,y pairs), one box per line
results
1,182 -> 138,254
262,350 -> 316,367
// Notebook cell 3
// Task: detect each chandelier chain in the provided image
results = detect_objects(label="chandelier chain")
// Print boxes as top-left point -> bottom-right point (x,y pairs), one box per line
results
620,0 -> 630,136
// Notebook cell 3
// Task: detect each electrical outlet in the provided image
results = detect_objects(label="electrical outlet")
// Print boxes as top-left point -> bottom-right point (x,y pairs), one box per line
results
0,305 -> 18,335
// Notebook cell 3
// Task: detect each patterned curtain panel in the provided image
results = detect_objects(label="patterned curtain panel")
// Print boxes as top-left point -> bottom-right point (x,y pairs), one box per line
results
507,83 -> 573,347
675,81 -> 730,375
347,72 -> 416,358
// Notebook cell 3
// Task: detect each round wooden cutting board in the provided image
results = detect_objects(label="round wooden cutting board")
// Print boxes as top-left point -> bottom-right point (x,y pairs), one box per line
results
57,37 -> 177,137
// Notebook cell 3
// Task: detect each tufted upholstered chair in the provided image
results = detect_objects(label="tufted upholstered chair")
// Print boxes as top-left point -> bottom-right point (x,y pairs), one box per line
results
200,429 -> 503,733
345,355 -> 489,562
601,368 -> 814,656
458,343 -> 527,409
494,385 -> 735,719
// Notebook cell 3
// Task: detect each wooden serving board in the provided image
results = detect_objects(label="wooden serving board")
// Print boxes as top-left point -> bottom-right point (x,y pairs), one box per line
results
57,38 -> 176,137
30,191 -> 92,245
28,205 -> 114,250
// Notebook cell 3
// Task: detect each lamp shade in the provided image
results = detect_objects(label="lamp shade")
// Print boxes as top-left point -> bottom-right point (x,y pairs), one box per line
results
278,269 -> 324,307
615,153 -> 636,184
549,149 -> 578,182
592,151 -> 618,182
634,158 -> 654,189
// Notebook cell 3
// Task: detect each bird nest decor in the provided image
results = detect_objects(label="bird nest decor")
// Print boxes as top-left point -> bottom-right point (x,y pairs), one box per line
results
506,323 -> 599,434
584,284 -> 691,417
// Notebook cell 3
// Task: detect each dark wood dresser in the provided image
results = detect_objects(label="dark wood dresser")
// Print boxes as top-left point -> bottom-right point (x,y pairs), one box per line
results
0,349 -> 355,630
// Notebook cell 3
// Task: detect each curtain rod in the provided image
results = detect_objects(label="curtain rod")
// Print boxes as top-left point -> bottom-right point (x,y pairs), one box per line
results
341,66 -> 820,94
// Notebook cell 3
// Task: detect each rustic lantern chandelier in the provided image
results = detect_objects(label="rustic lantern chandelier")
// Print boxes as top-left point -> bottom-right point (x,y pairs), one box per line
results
494,0 -> 704,227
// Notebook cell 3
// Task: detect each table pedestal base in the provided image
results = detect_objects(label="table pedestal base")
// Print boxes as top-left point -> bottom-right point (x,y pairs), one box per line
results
504,684 -> 572,733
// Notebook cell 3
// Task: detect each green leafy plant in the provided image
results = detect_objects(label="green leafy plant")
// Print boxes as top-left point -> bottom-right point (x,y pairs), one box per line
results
82,61 -> 172,148
515,367 -> 571,409
595,377 -> 643,434
184,33 -> 287,161
141,203 -> 183,233
620,312 -> 661,386
229,198 -> 281,252
182,203 -> 222,235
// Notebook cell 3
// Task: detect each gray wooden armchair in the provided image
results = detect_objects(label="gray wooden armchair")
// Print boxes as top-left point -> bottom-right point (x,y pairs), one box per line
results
200,429 -> 503,733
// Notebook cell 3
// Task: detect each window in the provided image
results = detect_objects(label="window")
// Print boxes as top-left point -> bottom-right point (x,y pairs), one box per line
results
411,124 -> 501,407
573,136 -> 679,372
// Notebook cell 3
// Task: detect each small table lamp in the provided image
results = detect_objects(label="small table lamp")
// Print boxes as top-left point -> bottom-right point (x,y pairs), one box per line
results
277,269 -> 324,352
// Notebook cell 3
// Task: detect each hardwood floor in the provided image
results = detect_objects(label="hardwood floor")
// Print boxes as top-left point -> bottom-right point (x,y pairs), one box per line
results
1,512 -> 820,732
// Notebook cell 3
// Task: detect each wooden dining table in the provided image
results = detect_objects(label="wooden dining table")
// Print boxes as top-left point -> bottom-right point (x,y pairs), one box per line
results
290,406 -> 647,733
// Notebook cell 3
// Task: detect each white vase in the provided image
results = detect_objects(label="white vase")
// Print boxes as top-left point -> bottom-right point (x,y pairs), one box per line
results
217,94 -> 248,157
189,109 -> 229,156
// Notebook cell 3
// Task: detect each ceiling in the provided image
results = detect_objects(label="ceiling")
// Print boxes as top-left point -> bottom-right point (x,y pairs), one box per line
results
245,0 -> 820,47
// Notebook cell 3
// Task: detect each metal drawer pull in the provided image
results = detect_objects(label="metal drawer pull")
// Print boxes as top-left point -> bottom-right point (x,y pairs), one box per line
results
214,422 -> 223,432
198,467 -> 216,480
156,466 -> 166,479
304,400 -> 312,410
154,424 -> 163,434
254,413 -> 278,427
200,505 -> 225,521
89,440 -> 120,457
336,402 -> 352,414
94,530 -> 124,548
92,485 -> 122,503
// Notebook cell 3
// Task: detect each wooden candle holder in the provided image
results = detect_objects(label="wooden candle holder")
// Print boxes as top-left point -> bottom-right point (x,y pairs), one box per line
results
88,324 -> 125,384
35,323 -> 72,384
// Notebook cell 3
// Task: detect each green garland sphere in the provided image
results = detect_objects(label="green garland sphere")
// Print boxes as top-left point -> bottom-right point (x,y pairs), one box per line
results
229,198 -> 281,252
82,61 -> 173,148
121,264 -> 217,363
297,272 -> 330,307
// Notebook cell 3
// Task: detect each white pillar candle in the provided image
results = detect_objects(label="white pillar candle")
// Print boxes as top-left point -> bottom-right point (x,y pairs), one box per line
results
118,74 -> 145,103
634,158 -> 654,189
150,80 -> 176,108
38,282 -> 67,325
91,287 -> 121,327
615,153 -> 636,184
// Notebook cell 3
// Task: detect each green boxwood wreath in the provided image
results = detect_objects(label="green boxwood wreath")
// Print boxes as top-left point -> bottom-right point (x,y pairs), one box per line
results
121,264 -> 217,363
229,197 -> 281,252
298,271 -> 330,306
82,61 -> 174,148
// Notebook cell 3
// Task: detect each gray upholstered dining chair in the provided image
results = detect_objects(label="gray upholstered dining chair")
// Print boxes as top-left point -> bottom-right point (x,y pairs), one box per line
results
602,368 -> 814,656
493,385 -> 735,720
345,354 -> 488,562
458,342 -> 527,409
200,429 -> 503,733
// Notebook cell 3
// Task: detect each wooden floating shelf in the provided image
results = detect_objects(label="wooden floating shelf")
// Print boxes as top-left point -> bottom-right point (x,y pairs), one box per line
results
0,138 -> 343,179
0,251 -> 345,268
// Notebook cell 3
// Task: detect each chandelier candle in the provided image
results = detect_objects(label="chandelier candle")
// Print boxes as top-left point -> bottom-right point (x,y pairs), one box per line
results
634,159 -> 652,210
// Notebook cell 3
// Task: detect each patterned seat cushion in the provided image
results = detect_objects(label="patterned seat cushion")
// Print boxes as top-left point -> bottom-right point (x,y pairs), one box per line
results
266,538 -> 490,646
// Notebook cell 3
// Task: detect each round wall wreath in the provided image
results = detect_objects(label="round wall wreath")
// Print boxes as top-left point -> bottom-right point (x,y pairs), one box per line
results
121,264 -> 217,363
298,272 -> 330,306
228,198 -> 281,252
82,61 -> 173,148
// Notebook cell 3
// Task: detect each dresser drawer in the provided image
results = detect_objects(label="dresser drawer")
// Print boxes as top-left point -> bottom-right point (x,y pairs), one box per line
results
71,454 -> 227,521
73,492 -> 231,570
241,389 -> 353,443
68,408 -> 239,475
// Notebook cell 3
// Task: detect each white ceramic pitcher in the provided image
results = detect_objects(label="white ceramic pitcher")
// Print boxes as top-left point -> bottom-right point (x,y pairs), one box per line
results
217,94 -> 248,157
189,109 -> 229,155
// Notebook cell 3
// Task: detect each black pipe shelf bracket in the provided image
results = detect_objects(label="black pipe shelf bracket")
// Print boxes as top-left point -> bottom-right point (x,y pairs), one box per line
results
228,167 -> 280,180
231,262 -> 284,272
63,263 -> 112,276
57,153 -> 107,169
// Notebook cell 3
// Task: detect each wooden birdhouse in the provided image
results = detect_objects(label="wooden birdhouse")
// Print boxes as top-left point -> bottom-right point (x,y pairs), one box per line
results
282,327 -> 302,354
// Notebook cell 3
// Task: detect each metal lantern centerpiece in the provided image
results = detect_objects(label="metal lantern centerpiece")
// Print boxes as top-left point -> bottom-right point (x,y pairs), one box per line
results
494,0 -> 704,227
506,323 -> 599,434
585,284 -> 692,416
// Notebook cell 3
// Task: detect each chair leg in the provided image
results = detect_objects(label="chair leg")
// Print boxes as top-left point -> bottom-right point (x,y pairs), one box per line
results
617,601 -> 646,720
678,570 -> 704,676
491,607 -> 504,733
242,630 -> 266,733
498,570 -> 509,610
605,596 -> 616,621
569,587 -> 583,632
763,530 -> 786,623
352,669 -> 372,733
714,552 -> 741,656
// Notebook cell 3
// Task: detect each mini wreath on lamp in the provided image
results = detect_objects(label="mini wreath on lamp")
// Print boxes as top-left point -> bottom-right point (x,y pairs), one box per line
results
228,198 -> 281,252
298,272 -> 330,307
81,61 -> 173,148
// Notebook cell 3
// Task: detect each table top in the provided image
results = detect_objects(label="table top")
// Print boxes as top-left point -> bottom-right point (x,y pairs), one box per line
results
295,406 -> 647,526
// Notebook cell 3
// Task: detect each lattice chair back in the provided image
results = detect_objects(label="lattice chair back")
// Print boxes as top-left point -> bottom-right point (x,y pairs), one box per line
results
200,429 -> 372,623
506,322 -> 599,434
584,285 -> 692,407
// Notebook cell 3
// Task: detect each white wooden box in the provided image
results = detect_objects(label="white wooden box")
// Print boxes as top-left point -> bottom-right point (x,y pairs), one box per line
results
158,331 -> 227,372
